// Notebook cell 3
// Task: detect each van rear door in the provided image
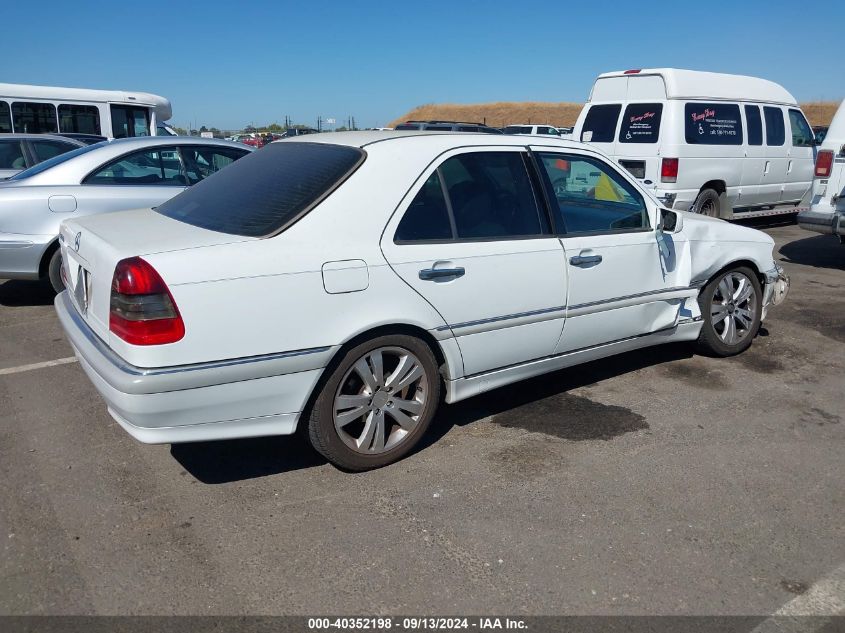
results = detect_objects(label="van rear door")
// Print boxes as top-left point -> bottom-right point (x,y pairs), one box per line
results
615,103 -> 663,184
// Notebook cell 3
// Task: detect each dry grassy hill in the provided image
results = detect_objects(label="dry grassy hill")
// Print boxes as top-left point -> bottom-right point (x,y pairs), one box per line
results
389,101 -> 839,129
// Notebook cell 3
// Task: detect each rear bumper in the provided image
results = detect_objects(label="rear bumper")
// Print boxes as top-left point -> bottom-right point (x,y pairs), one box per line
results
55,291 -> 335,444
797,208 -> 844,238
0,232 -> 55,279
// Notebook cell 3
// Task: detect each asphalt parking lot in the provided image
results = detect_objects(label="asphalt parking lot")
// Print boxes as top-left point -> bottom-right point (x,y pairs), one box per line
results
0,222 -> 843,617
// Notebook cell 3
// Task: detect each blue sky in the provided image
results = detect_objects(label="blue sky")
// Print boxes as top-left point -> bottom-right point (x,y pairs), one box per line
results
3,0 -> 843,130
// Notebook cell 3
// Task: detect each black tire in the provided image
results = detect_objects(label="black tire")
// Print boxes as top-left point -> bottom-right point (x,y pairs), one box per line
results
307,334 -> 441,471
691,188 -> 721,217
46,248 -> 65,293
695,266 -> 762,357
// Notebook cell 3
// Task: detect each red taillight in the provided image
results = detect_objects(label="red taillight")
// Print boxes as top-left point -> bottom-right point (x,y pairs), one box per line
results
815,150 -> 834,178
623,69 -> 642,74
661,157 -> 679,183
109,257 -> 185,346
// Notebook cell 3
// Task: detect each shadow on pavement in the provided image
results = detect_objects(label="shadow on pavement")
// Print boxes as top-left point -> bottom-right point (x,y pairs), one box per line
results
173,342 -> 694,484
779,234 -> 845,271
0,279 -> 57,307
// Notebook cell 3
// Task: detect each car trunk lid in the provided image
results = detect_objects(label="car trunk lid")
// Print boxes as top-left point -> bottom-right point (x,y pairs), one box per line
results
59,208 -> 252,342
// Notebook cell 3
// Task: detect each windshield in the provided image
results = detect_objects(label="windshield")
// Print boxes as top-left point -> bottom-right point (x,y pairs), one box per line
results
9,142 -> 106,180
156,142 -> 365,237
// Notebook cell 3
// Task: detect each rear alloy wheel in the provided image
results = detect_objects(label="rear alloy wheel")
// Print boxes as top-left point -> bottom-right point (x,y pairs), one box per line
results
307,335 -> 440,471
692,188 -> 721,217
47,248 -> 65,293
695,266 -> 762,357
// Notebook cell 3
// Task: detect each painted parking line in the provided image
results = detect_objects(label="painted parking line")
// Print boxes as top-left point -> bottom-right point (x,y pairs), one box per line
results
0,357 -> 78,376
751,563 -> 845,633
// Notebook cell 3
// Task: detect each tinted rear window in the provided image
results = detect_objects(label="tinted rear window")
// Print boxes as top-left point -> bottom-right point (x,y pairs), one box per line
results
619,103 -> 662,143
763,107 -> 785,146
684,103 -> 742,145
156,142 -> 365,238
581,104 -> 621,143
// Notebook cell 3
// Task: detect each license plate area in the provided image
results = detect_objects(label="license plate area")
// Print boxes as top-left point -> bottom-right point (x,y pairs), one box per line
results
64,249 -> 91,315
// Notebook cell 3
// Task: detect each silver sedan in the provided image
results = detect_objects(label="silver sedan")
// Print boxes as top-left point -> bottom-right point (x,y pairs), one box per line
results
0,136 -> 252,291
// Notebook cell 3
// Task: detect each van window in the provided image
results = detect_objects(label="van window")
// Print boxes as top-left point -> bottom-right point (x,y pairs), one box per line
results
763,107 -> 785,146
684,103 -> 742,145
788,109 -> 814,147
58,104 -> 101,135
581,104 -> 621,143
744,105 -> 763,146
11,102 -> 58,134
619,103 -> 663,143
0,101 -> 11,133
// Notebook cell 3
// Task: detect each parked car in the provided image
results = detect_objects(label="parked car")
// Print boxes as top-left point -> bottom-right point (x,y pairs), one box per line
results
502,124 -> 567,136
54,132 -> 789,471
573,68 -> 816,219
240,135 -> 264,148
798,99 -> 845,244
0,133 -> 85,179
0,136 -> 251,291
55,133 -> 109,145
394,120 -> 503,134
281,128 -> 319,138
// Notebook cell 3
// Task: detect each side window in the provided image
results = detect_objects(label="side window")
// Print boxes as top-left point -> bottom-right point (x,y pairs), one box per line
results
581,104 -> 621,142
763,106 -> 785,146
745,105 -> 763,146
684,103 -> 742,145
0,140 -> 26,170
84,147 -> 186,185
180,146 -> 249,185
11,102 -> 58,134
537,153 -> 649,234
788,109 -> 814,147
110,105 -> 151,138
619,103 -> 663,143
58,104 -> 101,135
30,140 -> 78,162
441,152 -> 544,239
0,101 -> 11,133
394,172 -> 453,242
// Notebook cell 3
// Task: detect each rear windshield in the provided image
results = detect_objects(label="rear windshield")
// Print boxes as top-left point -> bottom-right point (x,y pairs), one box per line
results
155,142 -> 365,238
581,104 -> 621,143
395,123 -> 421,130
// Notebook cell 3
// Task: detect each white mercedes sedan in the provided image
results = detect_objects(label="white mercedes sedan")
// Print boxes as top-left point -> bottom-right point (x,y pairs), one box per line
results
55,132 -> 790,470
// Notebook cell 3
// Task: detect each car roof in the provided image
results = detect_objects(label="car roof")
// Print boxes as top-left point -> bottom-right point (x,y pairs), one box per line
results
279,130 -> 590,152
0,133 -> 86,145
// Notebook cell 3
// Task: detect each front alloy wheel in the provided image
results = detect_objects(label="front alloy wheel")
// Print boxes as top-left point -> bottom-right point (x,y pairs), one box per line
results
696,266 -> 762,357
307,335 -> 440,471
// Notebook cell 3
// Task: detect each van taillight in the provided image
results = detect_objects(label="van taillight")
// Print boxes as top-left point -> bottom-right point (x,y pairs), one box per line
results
815,150 -> 834,178
661,158 -> 679,183
109,257 -> 185,346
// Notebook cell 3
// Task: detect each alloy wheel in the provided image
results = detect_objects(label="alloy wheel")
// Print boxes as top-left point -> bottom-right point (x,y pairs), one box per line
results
333,346 -> 429,454
709,271 -> 758,346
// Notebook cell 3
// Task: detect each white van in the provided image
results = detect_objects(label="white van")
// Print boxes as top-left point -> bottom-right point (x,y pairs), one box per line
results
798,99 -> 845,243
573,68 -> 815,219
0,83 -> 172,139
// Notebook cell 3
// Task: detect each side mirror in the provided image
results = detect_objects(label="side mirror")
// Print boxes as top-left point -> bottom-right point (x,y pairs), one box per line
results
659,208 -> 683,232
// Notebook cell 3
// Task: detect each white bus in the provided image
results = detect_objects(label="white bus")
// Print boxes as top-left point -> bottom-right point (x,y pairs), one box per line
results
0,82 -> 174,139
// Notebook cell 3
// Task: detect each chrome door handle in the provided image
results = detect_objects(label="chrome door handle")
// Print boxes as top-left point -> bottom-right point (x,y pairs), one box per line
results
419,267 -> 465,280
570,254 -> 602,266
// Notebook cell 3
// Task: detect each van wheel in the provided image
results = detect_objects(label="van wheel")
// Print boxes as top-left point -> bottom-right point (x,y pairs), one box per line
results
695,266 -> 762,357
47,249 -> 65,293
307,334 -> 441,471
692,188 -> 721,217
